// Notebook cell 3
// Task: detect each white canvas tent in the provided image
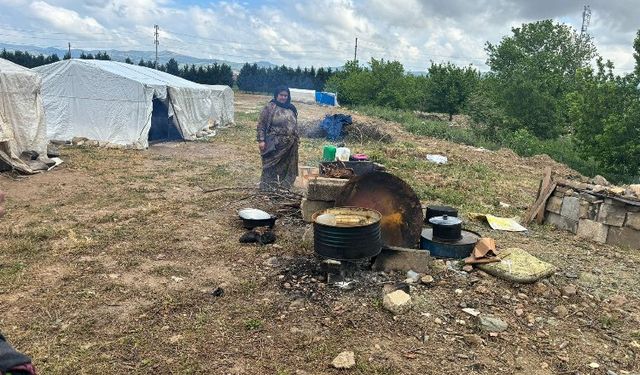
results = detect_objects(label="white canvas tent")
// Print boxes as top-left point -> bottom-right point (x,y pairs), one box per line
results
34,59 -> 222,148
0,58 -> 48,173
203,85 -> 234,127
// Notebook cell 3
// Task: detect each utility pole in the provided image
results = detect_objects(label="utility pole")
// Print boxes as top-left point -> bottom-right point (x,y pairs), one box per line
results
580,5 -> 591,37
154,24 -> 159,69
353,37 -> 358,63
68,42 -> 71,59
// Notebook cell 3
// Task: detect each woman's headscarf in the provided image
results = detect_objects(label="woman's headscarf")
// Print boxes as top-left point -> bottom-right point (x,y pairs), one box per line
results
271,85 -> 298,117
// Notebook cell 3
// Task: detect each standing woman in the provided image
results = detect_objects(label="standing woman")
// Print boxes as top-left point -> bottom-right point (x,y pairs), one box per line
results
256,86 -> 299,191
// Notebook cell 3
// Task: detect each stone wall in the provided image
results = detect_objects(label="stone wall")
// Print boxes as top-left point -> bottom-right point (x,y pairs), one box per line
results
301,177 -> 349,222
543,180 -> 640,249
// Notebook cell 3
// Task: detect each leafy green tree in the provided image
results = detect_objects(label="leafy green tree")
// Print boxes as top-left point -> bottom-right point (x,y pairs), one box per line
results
633,30 -> 640,79
484,20 -> 597,139
165,58 -> 180,75
326,59 -> 413,107
567,58 -> 640,181
425,62 -> 480,120
94,51 -> 111,60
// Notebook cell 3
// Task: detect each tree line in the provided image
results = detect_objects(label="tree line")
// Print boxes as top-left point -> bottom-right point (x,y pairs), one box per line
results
0,50 -> 233,86
326,20 -> 640,183
236,63 -> 334,93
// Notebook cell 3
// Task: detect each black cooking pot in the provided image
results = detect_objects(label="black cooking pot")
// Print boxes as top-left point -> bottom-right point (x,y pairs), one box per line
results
238,208 -> 277,229
240,216 -> 276,229
428,215 -> 462,241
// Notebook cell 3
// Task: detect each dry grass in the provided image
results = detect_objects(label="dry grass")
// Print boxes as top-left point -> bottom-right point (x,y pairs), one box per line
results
0,93 -> 638,374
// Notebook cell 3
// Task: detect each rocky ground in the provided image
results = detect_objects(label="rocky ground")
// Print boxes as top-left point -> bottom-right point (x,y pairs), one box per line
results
0,93 -> 638,374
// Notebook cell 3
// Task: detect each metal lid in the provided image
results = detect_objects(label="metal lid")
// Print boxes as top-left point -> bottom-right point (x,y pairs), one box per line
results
428,214 -> 462,226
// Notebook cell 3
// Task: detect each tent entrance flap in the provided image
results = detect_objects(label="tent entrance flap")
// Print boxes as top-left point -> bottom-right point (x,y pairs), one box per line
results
149,98 -> 182,143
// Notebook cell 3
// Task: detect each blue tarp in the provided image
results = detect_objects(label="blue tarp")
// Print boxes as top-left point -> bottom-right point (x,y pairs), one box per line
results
321,114 -> 352,140
315,91 -> 338,106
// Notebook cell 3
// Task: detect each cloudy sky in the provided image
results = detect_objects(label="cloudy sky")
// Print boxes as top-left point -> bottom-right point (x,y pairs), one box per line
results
0,0 -> 637,72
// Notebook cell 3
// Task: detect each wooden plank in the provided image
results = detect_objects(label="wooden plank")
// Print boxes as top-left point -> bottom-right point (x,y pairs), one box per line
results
535,168 -> 553,224
523,181 -> 557,225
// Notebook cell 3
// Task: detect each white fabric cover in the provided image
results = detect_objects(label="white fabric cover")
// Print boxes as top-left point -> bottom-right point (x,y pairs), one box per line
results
0,58 -> 47,173
203,85 -> 235,127
289,88 -> 316,104
34,60 -> 221,148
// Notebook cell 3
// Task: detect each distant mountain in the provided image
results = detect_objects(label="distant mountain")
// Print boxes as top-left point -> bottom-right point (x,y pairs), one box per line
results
0,42 -> 277,70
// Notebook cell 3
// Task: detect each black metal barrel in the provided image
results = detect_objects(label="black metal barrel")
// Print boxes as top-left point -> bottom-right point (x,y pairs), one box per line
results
312,207 -> 382,260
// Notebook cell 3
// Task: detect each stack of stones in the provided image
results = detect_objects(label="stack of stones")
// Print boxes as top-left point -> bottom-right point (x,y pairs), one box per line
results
543,178 -> 640,249
301,177 -> 349,222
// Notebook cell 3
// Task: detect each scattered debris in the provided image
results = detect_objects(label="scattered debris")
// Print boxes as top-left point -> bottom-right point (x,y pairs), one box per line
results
463,334 -> 484,346
420,275 -> 434,285
426,154 -> 448,164
464,237 -> 500,264
562,285 -> 577,297
331,351 -> 356,369
170,276 -> 184,283
383,289 -> 412,314
405,270 -> 420,283
478,315 -> 509,332
210,287 -> 224,297
382,282 -> 410,296
239,227 -> 276,245
462,308 -> 481,317
471,213 -> 527,232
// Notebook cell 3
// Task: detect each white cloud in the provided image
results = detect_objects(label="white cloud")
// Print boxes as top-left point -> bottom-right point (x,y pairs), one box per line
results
29,1 -> 106,37
0,0 -> 635,72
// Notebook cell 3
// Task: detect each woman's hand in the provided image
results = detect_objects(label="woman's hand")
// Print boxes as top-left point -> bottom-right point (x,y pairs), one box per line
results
258,141 -> 266,153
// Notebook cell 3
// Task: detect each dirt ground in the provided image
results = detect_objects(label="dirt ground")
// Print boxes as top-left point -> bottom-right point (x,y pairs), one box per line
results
1,93 -> 639,374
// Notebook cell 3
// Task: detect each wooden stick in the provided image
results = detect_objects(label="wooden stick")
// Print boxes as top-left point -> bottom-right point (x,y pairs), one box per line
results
199,185 -> 256,193
535,167 -> 552,224
523,181 -> 557,225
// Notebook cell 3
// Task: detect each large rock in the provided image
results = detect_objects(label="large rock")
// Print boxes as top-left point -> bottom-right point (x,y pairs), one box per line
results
331,351 -> 356,369
560,196 -> 580,221
625,212 -> 640,231
597,202 -> 627,227
579,192 -> 600,203
301,198 -> 334,222
372,247 -> 432,273
546,212 -> 578,233
382,290 -> 412,314
478,315 -> 508,332
307,177 -> 349,201
576,219 -> 609,244
545,196 -> 563,214
629,184 -> 640,197
592,175 -> 610,186
579,201 -> 599,220
607,226 -> 640,249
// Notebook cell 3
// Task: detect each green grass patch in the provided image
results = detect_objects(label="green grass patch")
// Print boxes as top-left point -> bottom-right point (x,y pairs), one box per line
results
354,104 -> 602,179
244,318 -> 263,330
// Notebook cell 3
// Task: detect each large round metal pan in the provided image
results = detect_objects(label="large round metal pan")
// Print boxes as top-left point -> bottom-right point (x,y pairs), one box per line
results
335,172 -> 423,248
